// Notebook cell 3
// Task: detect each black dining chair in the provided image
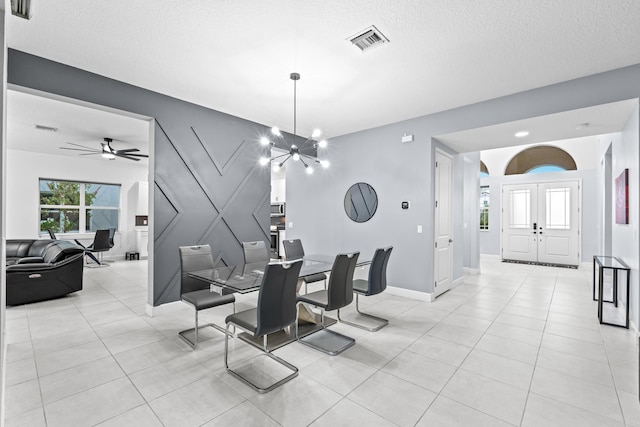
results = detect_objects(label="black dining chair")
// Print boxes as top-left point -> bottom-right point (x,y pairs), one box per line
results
224,259 -> 303,393
179,245 -> 236,349
282,239 -> 326,293
242,241 -> 269,264
296,252 -> 359,355
337,246 -> 393,331
84,229 -> 111,267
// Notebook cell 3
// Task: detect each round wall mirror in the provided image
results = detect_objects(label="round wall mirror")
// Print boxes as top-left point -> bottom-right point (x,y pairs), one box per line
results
344,182 -> 378,223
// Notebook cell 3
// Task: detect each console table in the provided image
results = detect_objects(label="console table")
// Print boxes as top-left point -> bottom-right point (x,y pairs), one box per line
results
593,255 -> 630,328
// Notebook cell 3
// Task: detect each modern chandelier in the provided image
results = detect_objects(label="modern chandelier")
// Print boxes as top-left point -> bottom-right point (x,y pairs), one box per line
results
259,72 -> 329,174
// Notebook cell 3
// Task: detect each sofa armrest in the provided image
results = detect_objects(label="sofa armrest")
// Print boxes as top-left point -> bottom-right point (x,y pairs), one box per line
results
16,257 -> 45,264
6,253 -> 84,272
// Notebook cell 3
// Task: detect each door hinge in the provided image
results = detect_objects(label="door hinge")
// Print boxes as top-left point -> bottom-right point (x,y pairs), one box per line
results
435,242 -> 438,248
436,161 -> 438,167
435,200 -> 438,208
435,281 -> 437,287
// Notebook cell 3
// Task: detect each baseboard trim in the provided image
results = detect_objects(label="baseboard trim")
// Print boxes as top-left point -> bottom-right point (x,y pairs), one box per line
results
480,254 -> 501,260
452,276 -> 464,288
463,267 -> 480,275
146,301 -> 182,317
386,286 -> 434,302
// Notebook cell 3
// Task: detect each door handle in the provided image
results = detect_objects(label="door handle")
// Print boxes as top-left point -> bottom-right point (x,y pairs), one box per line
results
533,222 -> 537,230
449,239 -> 453,243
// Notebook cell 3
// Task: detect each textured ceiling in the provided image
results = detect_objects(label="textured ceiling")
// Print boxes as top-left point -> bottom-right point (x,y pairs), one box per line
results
7,0 -> 640,141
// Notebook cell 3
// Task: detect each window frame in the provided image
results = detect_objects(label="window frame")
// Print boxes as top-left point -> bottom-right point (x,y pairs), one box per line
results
39,178 -> 121,236
480,185 -> 490,231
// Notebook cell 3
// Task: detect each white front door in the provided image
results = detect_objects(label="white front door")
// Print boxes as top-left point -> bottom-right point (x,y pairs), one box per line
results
502,181 -> 580,266
434,150 -> 453,297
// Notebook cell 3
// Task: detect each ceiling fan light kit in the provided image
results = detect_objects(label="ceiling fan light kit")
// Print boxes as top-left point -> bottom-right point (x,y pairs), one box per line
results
259,73 -> 329,175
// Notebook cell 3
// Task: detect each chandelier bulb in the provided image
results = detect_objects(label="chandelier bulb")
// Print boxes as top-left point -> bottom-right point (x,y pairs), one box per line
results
317,139 -> 328,148
320,160 -> 330,168
260,136 -> 270,146
259,157 -> 270,166
271,126 -> 281,136
292,153 -> 300,161
312,129 -> 322,138
306,166 -> 314,175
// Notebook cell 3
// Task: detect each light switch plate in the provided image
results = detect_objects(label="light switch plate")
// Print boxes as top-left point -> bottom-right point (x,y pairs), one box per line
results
417,225 -> 423,233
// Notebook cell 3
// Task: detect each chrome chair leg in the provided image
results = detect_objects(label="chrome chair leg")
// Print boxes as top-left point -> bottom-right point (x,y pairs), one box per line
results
178,302 -> 235,349
337,293 -> 389,332
225,323 -> 298,393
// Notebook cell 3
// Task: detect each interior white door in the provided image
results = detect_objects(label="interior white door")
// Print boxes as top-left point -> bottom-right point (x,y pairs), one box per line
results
502,181 -> 580,266
434,150 -> 453,297
502,184 -> 538,263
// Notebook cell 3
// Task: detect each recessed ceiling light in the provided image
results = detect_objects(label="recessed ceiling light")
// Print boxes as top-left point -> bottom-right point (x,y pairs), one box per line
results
515,131 -> 529,138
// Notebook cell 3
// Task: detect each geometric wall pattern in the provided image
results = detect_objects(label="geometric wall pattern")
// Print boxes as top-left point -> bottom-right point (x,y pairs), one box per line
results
7,49 -> 273,307
152,120 -> 270,305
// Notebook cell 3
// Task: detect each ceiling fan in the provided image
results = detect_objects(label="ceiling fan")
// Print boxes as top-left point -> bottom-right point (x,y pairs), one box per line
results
59,137 -> 149,161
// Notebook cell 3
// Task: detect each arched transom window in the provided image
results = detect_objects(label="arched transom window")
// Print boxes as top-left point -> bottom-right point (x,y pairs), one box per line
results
505,146 -> 577,175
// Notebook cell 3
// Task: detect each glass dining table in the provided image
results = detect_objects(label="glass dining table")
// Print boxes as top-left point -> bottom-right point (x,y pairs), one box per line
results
189,254 -> 369,351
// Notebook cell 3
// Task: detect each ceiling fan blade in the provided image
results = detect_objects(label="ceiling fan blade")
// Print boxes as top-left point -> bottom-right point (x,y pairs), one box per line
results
113,148 -> 140,154
79,152 -> 101,156
116,153 -> 148,158
59,147 -> 100,153
66,142 -> 97,150
117,155 -> 141,161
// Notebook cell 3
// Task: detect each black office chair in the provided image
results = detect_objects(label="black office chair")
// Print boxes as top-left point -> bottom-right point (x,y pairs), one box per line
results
108,227 -> 116,248
242,241 -> 269,264
84,229 -> 111,267
179,245 -> 236,349
337,246 -> 393,331
296,252 -> 359,355
225,259 -> 303,393
282,239 -> 326,294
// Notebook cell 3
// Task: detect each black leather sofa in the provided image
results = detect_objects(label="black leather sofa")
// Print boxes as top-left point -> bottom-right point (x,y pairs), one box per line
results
6,239 -> 85,305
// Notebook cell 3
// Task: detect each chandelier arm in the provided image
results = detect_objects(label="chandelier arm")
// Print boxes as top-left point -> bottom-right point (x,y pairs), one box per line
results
271,152 -> 290,160
299,153 -> 322,162
298,156 -> 310,168
279,155 -> 292,166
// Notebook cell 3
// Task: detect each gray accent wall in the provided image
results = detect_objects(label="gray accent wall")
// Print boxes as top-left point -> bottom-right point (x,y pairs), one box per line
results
287,63 -> 640,300
7,50 -> 273,306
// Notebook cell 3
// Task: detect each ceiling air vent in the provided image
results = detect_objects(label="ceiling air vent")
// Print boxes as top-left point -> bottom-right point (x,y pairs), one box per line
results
348,25 -> 389,52
11,0 -> 32,20
35,124 -> 58,132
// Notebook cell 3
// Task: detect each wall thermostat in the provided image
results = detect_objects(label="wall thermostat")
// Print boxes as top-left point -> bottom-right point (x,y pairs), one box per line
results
401,201 -> 410,209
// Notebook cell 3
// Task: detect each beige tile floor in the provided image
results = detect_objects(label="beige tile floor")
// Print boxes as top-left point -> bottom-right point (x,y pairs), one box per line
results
4,257 -> 640,426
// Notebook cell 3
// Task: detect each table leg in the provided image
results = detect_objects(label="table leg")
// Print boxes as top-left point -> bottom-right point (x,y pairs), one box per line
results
296,278 -> 317,324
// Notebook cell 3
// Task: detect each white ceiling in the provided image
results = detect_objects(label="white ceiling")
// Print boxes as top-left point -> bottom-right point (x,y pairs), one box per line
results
7,89 -> 150,163
7,0 -> 640,143
435,99 -> 639,153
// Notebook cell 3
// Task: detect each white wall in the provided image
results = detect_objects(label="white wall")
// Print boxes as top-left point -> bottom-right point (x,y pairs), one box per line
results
6,150 -> 149,259
606,102 -> 639,330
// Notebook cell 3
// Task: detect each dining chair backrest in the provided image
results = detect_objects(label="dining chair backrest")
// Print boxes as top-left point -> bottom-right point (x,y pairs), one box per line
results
108,227 -> 116,248
242,241 -> 269,264
366,247 -> 393,296
255,260 -> 303,337
48,229 -> 57,239
179,245 -> 215,294
282,239 -> 305,260
326,252 -> 359,311
92,229 -> 111,252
